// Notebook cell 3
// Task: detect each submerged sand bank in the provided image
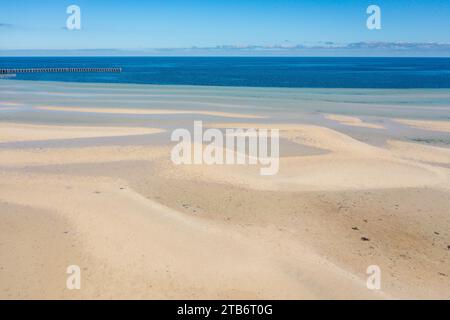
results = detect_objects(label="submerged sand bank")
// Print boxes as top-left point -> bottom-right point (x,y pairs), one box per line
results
35,106 -> 267,119
0,123 -> 164,143
325,114 -> 385,129
393,119 -> 450,133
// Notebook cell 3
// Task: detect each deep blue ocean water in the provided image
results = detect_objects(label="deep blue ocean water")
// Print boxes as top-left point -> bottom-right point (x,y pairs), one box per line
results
1,57 -> 450,89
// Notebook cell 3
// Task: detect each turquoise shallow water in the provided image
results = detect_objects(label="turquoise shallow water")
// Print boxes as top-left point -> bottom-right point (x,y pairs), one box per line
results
1,80 -> 449,150
2,79 -> 450,120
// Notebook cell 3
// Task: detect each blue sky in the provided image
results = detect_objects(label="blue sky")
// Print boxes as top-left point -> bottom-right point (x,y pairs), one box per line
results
1,0 -> 450,55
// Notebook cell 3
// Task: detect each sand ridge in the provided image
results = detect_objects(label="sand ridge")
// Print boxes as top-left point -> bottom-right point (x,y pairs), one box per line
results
393,118 -> 450,133
171,122 -> 450,192
0,145 -> 171,167
35,106 -> 267,119
0,122 -> 165,143
325,114 -> 385,129
387,140 -> 450,164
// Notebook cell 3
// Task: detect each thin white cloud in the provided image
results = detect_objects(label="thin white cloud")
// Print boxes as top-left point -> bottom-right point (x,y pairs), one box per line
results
2,42 -> 450,57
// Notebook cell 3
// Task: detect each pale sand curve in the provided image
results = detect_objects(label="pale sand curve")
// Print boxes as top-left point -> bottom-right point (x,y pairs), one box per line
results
35,106 -> 267,119
393,119 -> 450,133
185,122 -> 450,192
1,140 -> 445,192
0,145 -> 170,167
388,140 -> 450,164
208,122 -> 383,155
164,154 -> 447,192
325,114 -> 385,129
0,123 -> 164,143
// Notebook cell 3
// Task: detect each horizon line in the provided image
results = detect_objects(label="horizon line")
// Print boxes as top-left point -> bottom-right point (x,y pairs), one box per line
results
2,55 -> 450,58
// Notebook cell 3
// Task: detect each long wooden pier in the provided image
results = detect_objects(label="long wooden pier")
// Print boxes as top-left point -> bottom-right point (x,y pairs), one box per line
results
0,67 -> 122,74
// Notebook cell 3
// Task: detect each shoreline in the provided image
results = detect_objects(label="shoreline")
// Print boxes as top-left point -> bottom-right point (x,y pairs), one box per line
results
4,77 -> 450,92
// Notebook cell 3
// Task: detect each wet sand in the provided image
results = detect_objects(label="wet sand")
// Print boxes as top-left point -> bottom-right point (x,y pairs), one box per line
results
0,80 -> 449,299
